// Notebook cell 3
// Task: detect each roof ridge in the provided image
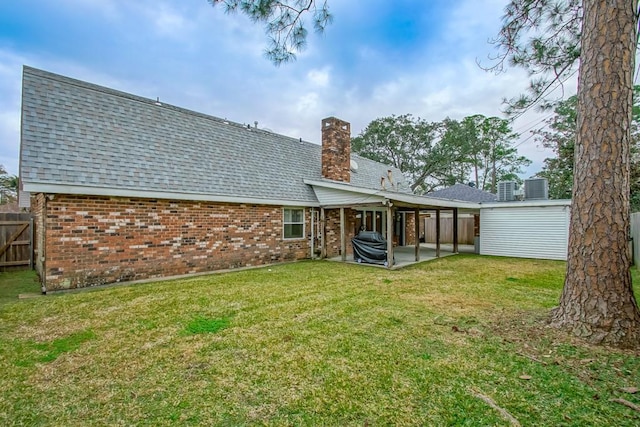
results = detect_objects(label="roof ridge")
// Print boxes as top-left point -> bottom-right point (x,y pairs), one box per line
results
22,65 -> 313,146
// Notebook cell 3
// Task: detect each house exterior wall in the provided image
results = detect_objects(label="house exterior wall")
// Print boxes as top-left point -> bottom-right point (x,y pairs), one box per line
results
480,204 -> 570,260
38,194 -> 311,291
324,208 -> 357,258
31,193 -> 46,286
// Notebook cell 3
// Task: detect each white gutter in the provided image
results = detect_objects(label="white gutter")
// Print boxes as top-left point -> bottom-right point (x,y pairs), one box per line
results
480,199 -> 571,208
22,182 -> 320,207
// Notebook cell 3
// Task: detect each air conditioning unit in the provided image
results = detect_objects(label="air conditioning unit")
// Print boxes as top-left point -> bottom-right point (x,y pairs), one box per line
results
498,181 -> 517,201
524,178 -> 549,200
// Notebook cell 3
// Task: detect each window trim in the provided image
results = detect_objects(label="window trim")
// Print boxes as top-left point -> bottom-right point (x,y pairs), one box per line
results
283,207 -> 305,240
355,208 -> 387,235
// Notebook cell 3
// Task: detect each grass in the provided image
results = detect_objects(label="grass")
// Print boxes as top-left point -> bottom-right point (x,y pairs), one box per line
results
184,316 -> 231,335
0,269 -> 40,306
0,255 -> 638,426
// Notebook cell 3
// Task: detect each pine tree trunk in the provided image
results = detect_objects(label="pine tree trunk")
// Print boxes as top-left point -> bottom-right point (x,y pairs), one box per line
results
551,0 -> 640,348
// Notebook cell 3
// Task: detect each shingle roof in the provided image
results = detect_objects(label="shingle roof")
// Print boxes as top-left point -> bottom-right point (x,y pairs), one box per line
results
427,184 -> 497,203
20,66 -> 409,204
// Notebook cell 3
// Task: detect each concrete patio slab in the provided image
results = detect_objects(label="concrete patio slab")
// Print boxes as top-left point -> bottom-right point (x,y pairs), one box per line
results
327,244 -> 475,269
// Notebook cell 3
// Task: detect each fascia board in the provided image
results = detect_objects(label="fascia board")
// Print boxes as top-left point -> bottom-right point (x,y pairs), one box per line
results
23,182 -> 319,207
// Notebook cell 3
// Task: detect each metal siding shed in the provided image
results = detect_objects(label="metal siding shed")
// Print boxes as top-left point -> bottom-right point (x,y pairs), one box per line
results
479,201 -> 571,260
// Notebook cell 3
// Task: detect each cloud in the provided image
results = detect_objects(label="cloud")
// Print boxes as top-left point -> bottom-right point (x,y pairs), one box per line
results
0,51 -> 28,175
138,3 -> 192,39
307,67 -> 330,87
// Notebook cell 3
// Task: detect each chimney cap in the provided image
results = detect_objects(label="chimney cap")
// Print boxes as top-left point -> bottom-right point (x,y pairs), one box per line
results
322,116 -> 350,128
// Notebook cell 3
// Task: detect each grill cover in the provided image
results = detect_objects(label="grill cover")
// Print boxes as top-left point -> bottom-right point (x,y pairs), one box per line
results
352,231 -> 389,265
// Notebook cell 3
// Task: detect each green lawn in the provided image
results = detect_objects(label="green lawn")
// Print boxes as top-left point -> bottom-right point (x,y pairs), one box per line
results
0,256 -> 638,426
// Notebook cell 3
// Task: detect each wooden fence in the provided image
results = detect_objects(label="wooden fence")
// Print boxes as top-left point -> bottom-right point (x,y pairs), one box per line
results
424,217 -> 475,245
0,213 -> 33,272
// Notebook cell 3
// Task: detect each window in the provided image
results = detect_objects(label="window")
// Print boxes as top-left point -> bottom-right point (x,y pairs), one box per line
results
283,208 -> 305,239
356,209 -> 386,235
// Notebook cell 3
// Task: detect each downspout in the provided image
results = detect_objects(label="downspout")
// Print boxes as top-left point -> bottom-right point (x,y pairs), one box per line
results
436,208 -> 441,258
40,194 -> 47,294
320,208 -> 327,259
340,207 -> 346,261
453,207 -> 459,253
310,208 -> 315,260
385,199 -> 394,268
414,207 -> 420,262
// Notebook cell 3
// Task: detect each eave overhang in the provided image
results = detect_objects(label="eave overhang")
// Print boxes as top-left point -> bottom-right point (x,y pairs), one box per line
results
303,179 -> 481,210
22,181 -> 319,207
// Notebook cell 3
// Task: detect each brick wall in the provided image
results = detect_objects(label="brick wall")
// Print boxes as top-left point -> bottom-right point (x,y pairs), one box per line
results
321,117 -> 351,183
324,208 -> 357,258
39,194 -> 311,291
405,211 -> 416,246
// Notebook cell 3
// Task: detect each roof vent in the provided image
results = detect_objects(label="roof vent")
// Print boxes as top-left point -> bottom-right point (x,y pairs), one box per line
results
350,159 -> 358,171
524,178 -> 549,200
498,181 -> 517,202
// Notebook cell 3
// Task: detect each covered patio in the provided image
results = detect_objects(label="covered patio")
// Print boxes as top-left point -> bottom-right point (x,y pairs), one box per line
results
304,179 -> 480,269
328,243 -> 476,269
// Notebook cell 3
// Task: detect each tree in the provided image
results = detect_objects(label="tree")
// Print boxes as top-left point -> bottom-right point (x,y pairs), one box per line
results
498,0 -> 640,347
534,96 -> 578,199
208,0 -> 331,65
459,115 -> 530,192
352,114 -> 531,194
493,0 -> 640,348
432,118 -> 474,187
0,165 -> 18,204
484,0 -> 582,117
550,0 -> 640,347
350,114 -> 461,193
536,87 -> 640,209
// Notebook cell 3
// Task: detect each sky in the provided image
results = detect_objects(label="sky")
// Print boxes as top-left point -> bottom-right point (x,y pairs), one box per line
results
0,0 -> 569,179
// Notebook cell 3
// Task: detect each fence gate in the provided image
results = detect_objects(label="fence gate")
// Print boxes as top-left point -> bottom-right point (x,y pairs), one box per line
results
0,213 -> 33,272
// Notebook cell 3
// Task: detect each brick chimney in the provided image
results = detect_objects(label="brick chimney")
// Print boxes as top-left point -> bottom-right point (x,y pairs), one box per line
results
321,117 -> 351,182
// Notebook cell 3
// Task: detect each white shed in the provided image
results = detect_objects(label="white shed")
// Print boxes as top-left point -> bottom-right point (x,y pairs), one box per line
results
479,200 -> 571,261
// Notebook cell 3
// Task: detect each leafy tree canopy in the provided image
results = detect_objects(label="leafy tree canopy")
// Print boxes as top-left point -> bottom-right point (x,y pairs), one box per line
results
0,164 -> 18,204
351,114 -> 530,194
459,115 -> 530,193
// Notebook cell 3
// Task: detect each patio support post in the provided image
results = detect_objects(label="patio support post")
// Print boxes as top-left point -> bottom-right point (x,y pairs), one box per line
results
386,202 -> 394,268
414,208 -> 420,261
436,208 -> 441,258
340,207 -> 346,261
453,207 -> 459,253
320,208 -> 326,259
